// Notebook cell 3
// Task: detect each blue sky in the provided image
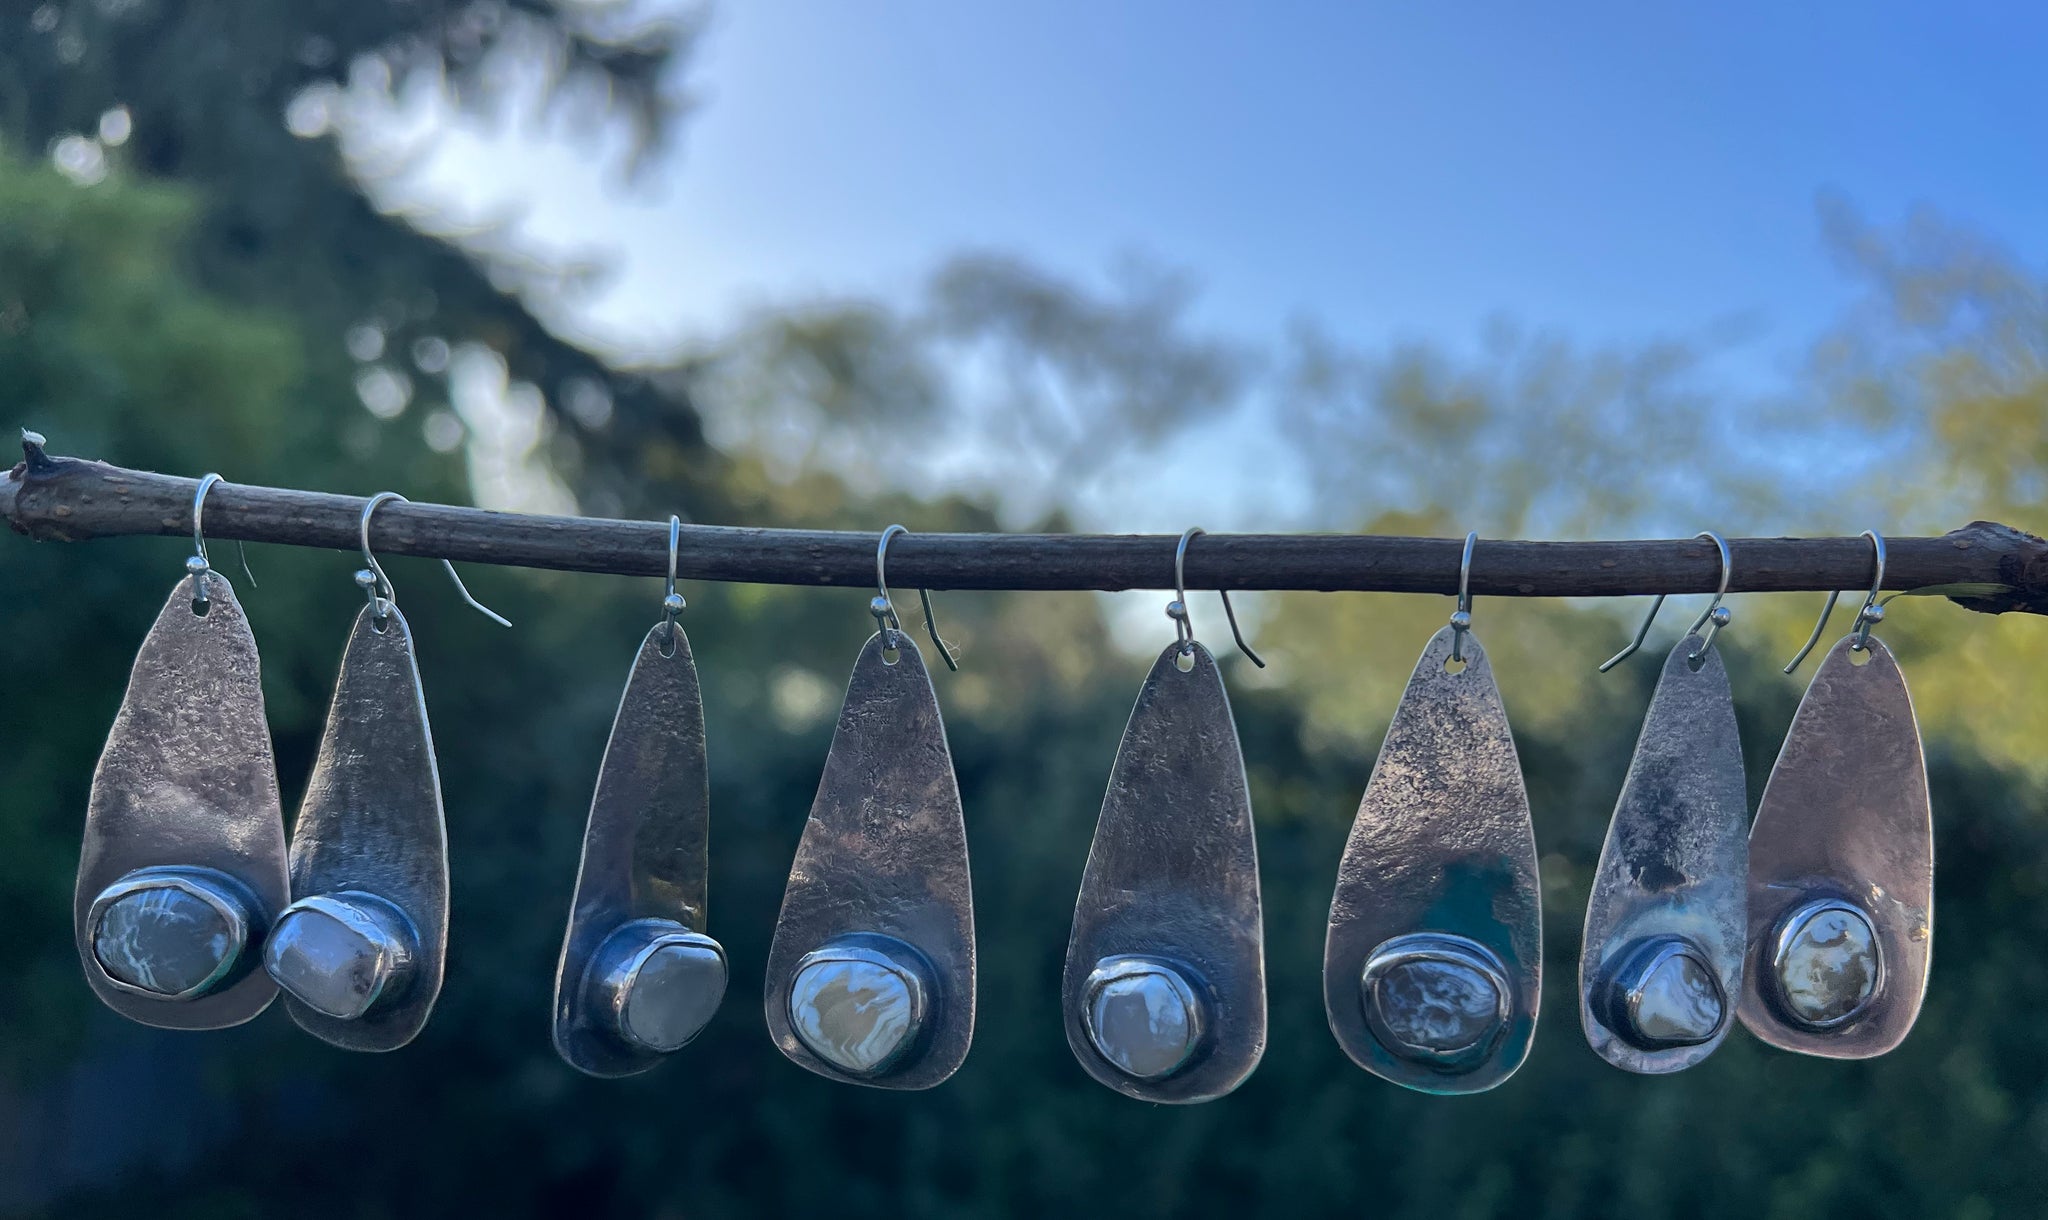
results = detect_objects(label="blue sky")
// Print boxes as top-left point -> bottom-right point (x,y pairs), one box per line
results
380,1 -> 2046,532
407,3 -> 2047,357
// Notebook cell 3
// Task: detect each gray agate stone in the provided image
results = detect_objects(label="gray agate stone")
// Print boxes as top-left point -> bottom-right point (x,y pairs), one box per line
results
264,893 -> 415,1021
1772,900 -> 1882,1028
1361,933 -> 1511,1065
90,874 -> 245,998
1631,951 -> 1724,1044
787,943 -> 927,1075
615,936 -> 727,1054
1083,957 -> 1205,1080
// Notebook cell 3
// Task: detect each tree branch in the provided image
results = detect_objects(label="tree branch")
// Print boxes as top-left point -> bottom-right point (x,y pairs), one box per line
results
7,435 -> 2047,613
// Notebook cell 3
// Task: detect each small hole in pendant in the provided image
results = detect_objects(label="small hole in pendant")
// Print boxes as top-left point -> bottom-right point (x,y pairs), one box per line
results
881,646 -> 901,666
1442,655 -> 1467,675
1175,650 -> 1195,673
371,614 -> 391,635
1849,647 -> 1872,667
190,597 -> 211,617
658,630 -> 679,659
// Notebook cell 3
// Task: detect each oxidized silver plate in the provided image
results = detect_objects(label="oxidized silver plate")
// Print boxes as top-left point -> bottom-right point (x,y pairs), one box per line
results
1580,635 -> 1748,1073
553,622 -> 725,1077
272,604 -> 449,1051
75,573 -> 289,1028
1738,635 -> 1932,1058
1324,625 -> 1541,1094
763,632 -> 975,1089
1062,641 -> 1265,1104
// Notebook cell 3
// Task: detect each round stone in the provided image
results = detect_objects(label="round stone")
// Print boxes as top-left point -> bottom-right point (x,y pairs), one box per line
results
788,942 -> 926,1075
1361,934 -> 1511,1066
264,893 -> 414,1021
1772,900 -> 1881,1028
618,939 -> 728,1053
1083,957 -> 1204,1080
90,873 -> 245,998
1603,937 -> 1726,1049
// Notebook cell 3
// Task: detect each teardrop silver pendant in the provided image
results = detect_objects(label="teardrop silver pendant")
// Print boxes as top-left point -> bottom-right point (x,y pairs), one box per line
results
1324,591 -> 1541,1093
552,616 -> 725,1077
266,601 -> 450,1051
76,569 -> 289,1028
1062,639 -> 1266,1104
763,628 -> 975,1089
1739,634 -> 1931,1057
1580,635 -> 1748,1073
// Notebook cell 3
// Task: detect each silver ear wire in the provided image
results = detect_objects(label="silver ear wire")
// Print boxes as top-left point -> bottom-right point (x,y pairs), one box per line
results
661,515 -> 686,655
874,524 -> 957,671
1600,532 -> 1733,673
357,492 -> 511,628
1449,531 -> 1477,664
1171,528 -> 1264,668
1783,530 -> 1884,674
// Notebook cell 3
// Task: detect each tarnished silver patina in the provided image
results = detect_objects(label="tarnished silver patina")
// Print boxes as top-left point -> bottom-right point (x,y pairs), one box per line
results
76,572 -> 288,1028
1580,635 -> 1748,1073
1063,639 -> 1265,1104
272,603 -> 450,1051
1740,635 -> 1932,1058
763,631 -> 975,1089
553,621 -> 725,1076
1324,624 -> 1541,1094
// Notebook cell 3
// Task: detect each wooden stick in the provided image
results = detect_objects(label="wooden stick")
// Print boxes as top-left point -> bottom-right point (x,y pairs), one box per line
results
6,435 -> 2046,613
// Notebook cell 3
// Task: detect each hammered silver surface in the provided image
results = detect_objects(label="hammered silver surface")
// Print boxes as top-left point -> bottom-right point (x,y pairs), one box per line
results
1738,636 -> 1932,1058
76,574 -> 287,1028
1063,641 -> 1265,1104
1580,635 -> 1749,1073
763,633 -> 975,1089
284,604 -> 448,1051
1323,625 -> 1540,1094
553,623 -> 717,1077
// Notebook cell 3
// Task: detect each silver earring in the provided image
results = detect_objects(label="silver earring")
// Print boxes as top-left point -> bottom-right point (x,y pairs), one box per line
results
76,474 -> 290,1028
1739,531 -> 1932,1057
1324,532 -> 1541,1093
264,492 -> 509,1051
1580,532 -> 1749,1073
552,517 -> 727,1076
762,525 -> 974,1088
1063,528 -> 1266,1103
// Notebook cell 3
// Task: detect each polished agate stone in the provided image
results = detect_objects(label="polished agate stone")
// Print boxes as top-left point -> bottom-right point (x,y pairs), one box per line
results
1084,960 -> 1202,1080
789,955 -> 919,1074
617,939 -> 727,1053
1773,902 -> 1880,1027
265,895 -> 411,1020
91,879 -> 240,997
1618,943 -> 1725,1047
1362,934 -> 1511,1064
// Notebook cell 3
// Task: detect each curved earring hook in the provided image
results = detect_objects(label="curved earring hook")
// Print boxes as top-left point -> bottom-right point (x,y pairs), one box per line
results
357,492 -> 513,628
1783,529 -> 1885,674
1449,531 -> 1477,663
873,523 -> 957,671
1598,531 -> 1734,672
187,473 -> 258,609
1170,527 -> 1265,668
661,515 -> 686,653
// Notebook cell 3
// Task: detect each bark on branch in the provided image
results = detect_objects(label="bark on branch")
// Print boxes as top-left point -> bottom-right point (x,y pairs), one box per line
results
7,436 -> 2047,613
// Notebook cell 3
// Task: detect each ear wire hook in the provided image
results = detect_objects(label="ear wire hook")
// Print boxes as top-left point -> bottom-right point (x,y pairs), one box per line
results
357,492 -> 513,629
873,524 -> 957,671
660,515 -> 686,656
1449,531 -> 1478,664
1783,529 -> 1885,674
1170,527 -> 1265,668
1598,532 -> 1734,673
187,473 -> 258,610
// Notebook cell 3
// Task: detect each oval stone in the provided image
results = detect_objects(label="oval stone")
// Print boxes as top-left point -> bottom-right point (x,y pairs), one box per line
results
1773,901 -> 1881,1027
265,896 -> 411,1020
1084,960 -> 1202,1080
91,879 -> 242,998
619,940 -> 728,1053
789,956 -> 919,1074
1624,946 -> 1725,1046
1371,958 -> 1502,1054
